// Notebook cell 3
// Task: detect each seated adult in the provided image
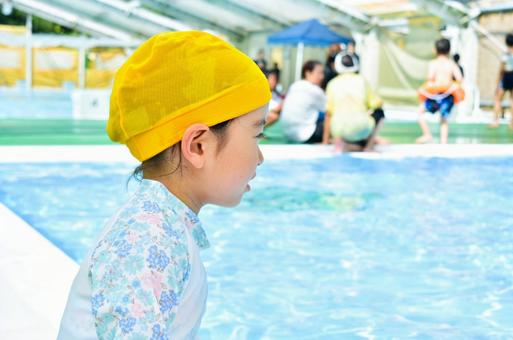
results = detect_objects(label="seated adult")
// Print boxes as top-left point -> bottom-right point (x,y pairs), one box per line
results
280,60 -> 326,143
323,54 -> 385,152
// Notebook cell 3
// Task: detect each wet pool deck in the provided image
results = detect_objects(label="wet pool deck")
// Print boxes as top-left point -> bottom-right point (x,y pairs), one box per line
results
2,116 -> 513,146
0,202 -> 77,340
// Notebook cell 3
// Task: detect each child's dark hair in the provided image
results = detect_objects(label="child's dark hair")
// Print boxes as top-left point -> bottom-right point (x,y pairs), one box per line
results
341,54 -> 355,68
265,69 -> 280,81
326,53 -> 336,66
506,33 -> 513,47
130,119 -> 231,182
435,38 -> 451,55
453,53 -> 460,63
301,60 -> 322,79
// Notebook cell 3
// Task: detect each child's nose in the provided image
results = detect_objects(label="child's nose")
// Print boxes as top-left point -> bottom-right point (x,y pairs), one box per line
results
257,146 -> 264,166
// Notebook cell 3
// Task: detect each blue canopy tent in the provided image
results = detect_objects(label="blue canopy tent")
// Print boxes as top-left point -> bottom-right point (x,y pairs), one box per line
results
268,19 -> 351,80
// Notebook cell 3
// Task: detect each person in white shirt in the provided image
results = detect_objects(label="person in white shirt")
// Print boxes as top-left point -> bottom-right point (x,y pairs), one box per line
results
281,60 -> 326,143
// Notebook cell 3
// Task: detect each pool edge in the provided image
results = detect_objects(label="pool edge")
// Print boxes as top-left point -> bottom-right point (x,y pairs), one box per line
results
0,202 -> 78,339
2,144 -> 513,163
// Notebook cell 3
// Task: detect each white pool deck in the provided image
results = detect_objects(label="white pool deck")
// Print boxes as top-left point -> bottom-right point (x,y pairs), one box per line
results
2,144 -> 513,340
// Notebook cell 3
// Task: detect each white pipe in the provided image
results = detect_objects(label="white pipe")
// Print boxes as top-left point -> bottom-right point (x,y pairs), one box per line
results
78,46 -> 86,89
13,0 -> 135,41
25,14 -> 32,91
360,29 -> 380,91
94,0 -> 192,31
295,42 -> 304,81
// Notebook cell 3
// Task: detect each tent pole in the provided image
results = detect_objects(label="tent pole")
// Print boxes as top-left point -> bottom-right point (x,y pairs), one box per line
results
78,47 -> 86,89
361,29 -> 379,91
25,14 -> 32,92
461,23 -> 480,117
295,42 -> 304,81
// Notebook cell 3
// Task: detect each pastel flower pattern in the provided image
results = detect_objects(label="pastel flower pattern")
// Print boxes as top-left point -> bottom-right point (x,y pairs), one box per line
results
88,179 -> 209,338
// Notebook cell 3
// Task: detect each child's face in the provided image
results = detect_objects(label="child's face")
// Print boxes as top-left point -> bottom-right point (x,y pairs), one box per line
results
267,73 -> 278,90
206,105 -> 267,207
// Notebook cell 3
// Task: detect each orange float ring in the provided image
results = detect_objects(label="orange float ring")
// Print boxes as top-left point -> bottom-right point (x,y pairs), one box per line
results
418,82 -> 465,104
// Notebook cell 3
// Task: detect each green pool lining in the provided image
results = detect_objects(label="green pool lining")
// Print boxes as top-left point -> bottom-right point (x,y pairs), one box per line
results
1,118 -> 513,145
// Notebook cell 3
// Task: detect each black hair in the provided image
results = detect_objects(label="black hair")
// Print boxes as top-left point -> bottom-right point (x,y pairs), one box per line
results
326,53 -> 336,66
506,33 -> 513,47
130,119 -> 231,183
265,69 -> 280,81
301,60 -> 322,79
435,38 -> 451,55
341,54 -> 355,67
453,53 -> 460,63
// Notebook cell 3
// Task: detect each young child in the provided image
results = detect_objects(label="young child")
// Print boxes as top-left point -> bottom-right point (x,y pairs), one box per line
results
491,33 -> 513,128
416,38 -> 464,144
323,53 -> 384,152
264,69 -> 283,127
57,31 -> 270,339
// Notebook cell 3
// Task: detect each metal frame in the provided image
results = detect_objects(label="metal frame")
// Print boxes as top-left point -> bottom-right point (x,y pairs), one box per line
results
12,0 -> 136,40
6,0 -> 513,53
140,0 -> 245,41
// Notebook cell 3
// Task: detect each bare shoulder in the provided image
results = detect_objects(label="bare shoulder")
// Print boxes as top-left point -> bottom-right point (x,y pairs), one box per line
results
439,57 -> 454,67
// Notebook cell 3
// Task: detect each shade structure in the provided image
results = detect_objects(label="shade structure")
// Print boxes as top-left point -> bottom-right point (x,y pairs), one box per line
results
268,19 -> 350,80
268,18 -> 350,46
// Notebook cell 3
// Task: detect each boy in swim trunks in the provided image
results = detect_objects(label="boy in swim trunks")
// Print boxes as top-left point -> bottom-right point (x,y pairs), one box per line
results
491,33 -> 513,128
416,38 -> 463,144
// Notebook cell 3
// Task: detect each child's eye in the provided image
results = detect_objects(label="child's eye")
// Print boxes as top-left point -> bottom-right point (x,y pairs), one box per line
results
256,132 -> 265,140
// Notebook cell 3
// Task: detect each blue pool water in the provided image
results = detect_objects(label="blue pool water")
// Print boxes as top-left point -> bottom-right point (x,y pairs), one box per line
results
1,156 -> 513,338
0,89 -> 72,119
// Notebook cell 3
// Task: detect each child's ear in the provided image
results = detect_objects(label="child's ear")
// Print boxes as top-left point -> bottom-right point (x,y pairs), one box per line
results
181,124 -> 212,169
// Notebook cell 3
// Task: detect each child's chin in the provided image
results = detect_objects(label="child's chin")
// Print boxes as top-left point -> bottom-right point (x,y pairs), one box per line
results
215,195 -> 243,208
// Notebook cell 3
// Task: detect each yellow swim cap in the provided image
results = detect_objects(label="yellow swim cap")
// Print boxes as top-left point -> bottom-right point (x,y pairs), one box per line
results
107,31 -> 271,162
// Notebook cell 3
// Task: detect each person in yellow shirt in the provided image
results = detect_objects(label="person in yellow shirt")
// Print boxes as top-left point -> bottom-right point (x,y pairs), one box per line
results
323,53 -> 385,152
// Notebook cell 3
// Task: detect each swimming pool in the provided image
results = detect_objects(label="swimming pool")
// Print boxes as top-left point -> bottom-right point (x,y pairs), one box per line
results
1,156 -> 512,338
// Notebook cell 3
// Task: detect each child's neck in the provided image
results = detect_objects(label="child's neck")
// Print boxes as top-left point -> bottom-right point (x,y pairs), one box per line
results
152,176 -> 203,214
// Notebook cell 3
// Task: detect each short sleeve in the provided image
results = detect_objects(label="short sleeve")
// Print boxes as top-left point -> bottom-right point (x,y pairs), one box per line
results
365,80 -> 382,110
89,206 -> 190,339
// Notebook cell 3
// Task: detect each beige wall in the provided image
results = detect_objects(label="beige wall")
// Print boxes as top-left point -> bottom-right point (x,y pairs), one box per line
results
477,12 -> 513,104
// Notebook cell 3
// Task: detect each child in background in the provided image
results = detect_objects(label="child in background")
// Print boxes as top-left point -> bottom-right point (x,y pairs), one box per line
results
323,53 -> 384,152
265,69 -> 283,127
58,31 -> 270,339
416,38 -> 464,144
453,53 -> 464,78
491,33 -> 513,128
